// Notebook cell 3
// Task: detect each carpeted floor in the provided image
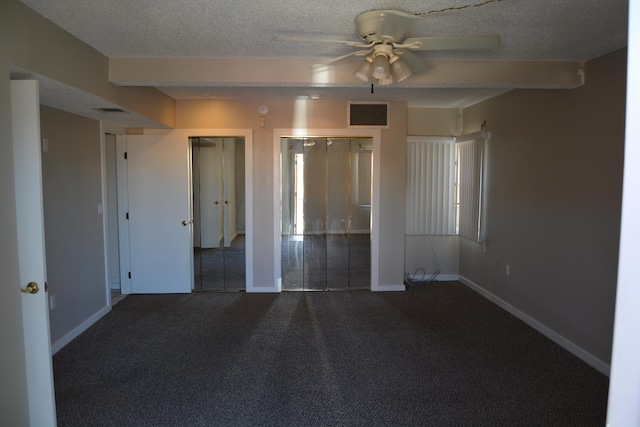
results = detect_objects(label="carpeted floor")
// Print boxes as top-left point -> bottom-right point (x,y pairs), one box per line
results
53,282 -> 609,426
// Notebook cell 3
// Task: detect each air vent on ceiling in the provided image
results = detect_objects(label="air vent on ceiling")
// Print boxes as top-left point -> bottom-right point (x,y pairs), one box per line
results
348,101 -> 389,128
92,107 -> 128,114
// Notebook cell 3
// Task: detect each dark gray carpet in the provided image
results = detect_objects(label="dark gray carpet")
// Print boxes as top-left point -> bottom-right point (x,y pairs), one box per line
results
53,282 -> 608,426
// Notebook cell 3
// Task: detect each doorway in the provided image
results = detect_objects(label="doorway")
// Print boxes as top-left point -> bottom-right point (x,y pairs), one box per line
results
191,137 -> 246,291
281,137 -> 372,291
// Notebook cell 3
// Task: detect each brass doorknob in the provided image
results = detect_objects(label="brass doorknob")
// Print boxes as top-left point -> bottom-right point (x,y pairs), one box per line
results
21,282 -> 39,294
181,220 -> 188,226
214,201 -> 219,205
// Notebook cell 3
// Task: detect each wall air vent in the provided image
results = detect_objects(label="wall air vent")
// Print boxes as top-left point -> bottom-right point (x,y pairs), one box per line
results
92,107 -> 129,114
348,101 -> 389,128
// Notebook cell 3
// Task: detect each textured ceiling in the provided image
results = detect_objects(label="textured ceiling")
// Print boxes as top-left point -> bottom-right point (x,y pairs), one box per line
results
15,0 -> 629,125
19,0 -> 628,61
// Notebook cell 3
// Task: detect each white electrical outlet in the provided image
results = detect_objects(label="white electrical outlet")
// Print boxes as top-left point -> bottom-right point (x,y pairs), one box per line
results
49,295 -> 56,310
505,264 -> 510,276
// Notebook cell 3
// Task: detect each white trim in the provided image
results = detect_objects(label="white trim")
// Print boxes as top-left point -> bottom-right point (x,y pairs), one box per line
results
51,305 -> 111,354
459,275 -> 610,376
274,128 -> 381,292
431,274 -> 460,281
116,135 -> 131,294
370,128 -> 381,291
244,134 -> 254,291
272,130 -> 282,292
454,130 -> 492,142
99,125 -> 111,307
372,284 -> 405,292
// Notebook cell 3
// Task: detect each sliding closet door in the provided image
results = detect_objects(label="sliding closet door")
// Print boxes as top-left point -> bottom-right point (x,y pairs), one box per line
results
348,139 -> 372,288
192,137 -> 245,291
326,139 -> 350,290
302,138 -> 328,291
281,137 -> 371,291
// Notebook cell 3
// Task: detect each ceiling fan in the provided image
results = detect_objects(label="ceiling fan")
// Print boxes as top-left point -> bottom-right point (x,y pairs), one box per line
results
276,9 -> 500,85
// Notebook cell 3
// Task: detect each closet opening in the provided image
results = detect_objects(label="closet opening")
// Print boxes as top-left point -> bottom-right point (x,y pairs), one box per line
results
191,137 -> 246,291
281,137 -> 372,291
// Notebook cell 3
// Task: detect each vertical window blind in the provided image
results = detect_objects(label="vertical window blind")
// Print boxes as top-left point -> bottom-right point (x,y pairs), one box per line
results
406,137 -> 456,235
456,131 -> 489,242
406,132 -> 490,242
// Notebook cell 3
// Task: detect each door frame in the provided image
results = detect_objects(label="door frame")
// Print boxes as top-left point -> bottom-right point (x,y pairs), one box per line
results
274,128 -> 381,292
125,129 -> 254,292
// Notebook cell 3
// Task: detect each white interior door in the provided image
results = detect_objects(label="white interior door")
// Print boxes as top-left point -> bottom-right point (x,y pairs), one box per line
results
11,80 -> 57,426
127,134 -> 192,294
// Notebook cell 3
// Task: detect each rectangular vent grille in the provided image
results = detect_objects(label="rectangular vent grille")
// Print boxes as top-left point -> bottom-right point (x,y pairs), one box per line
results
348,102 -> 389,128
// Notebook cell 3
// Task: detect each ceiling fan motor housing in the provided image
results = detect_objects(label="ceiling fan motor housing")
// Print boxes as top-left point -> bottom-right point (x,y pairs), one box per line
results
355,10 -> 415,43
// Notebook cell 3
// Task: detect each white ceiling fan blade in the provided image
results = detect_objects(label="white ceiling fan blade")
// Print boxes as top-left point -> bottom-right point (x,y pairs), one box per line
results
395,49 -> 428,74
273,35 -> 373,49
403,35 -> 500,51
322,49 -> 373,65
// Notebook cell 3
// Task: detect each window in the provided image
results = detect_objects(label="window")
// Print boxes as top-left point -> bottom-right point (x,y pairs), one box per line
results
456,131 -> 489,242
406,132 -> 489,242
406,137 -> 456,235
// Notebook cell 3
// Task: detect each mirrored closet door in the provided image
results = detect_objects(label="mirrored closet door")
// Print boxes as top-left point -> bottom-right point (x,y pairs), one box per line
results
191,137 -> 246,291
281,137 -> 372,291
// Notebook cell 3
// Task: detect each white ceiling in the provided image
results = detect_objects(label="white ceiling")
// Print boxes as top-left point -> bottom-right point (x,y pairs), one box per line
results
14,0 -> 629,125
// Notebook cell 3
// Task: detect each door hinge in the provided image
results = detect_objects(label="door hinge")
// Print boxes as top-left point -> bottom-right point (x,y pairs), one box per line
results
124,152 -> 128,159
128,272 -> 131,279
126,212 -> 129,220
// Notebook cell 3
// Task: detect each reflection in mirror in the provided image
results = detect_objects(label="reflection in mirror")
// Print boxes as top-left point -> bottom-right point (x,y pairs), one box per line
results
191,137 -> 246,291
281,137 -> 371,291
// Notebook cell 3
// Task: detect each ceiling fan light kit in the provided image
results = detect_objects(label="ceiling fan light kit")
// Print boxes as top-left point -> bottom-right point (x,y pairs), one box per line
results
356,50 -> 414,85
354,57 -> 373,82
390,56 -> 413,82
371,54 -> 390,79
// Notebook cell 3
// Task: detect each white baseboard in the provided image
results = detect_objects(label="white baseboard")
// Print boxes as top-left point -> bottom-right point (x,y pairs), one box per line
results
247,287 -> 280,293
458,275 -> 610,376
372,284 -> 406,292
403,274 -> 459,282
435,275 -> 459,281
51,305 -> 111,355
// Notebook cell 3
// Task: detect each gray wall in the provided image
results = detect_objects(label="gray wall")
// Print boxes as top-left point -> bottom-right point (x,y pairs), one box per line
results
460,49 -> 626,365
40,106 -> 107,346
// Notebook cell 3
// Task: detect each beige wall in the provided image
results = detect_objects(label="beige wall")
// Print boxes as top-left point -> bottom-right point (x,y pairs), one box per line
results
176,99 -> 408,287
461,49 -> 626,365
407,107 -> 461,136
40,106 -> 107,346
3,0 -> 175,128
